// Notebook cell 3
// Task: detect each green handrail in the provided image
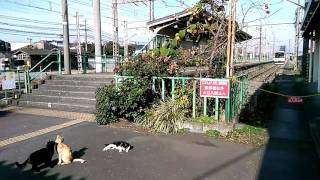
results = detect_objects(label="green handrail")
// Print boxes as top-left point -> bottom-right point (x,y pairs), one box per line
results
25,50 -> 61,93
29,51 -> 55,72
30,61 -> 56,81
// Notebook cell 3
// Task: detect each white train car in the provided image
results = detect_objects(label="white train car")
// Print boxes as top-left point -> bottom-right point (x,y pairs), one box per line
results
273,51 -> 286,65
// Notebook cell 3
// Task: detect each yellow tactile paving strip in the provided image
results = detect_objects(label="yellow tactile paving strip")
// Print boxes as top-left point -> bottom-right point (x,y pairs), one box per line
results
3,106 -> 95,121
0,107 -> 96,147
0,119 -> 86,147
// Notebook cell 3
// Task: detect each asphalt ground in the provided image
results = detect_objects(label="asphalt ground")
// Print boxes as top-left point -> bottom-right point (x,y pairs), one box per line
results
257,69 -> 320,180
0,112 -> 69,141
0,120 -> 262,180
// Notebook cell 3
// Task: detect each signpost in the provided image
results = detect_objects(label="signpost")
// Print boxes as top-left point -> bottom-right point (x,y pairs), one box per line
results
200,79 -> 230,98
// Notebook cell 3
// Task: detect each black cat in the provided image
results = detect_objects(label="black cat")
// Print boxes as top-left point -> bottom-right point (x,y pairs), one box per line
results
15,141 -> 56,172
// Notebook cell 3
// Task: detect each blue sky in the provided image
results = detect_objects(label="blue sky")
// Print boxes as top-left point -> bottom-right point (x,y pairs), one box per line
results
0,0 -> 303,52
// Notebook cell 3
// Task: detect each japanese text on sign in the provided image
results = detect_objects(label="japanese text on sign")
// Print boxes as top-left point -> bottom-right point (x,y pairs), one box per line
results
288,96 -> 303,104
200,79 -> 229,98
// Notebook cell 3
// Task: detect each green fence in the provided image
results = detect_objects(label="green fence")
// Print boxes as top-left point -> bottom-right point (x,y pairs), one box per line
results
115,75 -> 248,123
226,76 -> 248,122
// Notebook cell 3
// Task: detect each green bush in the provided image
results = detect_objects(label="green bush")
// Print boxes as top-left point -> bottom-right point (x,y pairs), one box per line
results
140,100 -> 187,134
206,130 -> 220,138
117,78 -> 155,121
95,85 -> 118,125
95,78 -> 156,125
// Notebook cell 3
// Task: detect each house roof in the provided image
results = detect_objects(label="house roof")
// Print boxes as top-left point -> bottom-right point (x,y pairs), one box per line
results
13,49 -> 53,56
147,10 -> 252,42
147,10 -> 192,29
301,1 -> 320,37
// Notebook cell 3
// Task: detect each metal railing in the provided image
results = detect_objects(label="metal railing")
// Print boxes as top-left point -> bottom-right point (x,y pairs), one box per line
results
24,50 -> 61,93
114,75 -> 249,123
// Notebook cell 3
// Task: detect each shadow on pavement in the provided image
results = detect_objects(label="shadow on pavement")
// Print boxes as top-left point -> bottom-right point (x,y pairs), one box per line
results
73,147 -> 88,159
256,73 -> 320,179
192,148 -> 260,180
0,109 -> 12,118
0,160 -> 85,180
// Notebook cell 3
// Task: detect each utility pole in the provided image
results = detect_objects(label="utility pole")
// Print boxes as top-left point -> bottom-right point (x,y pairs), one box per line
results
112,0 -> 153,64
289,39 -> 291,53
27,38 -> 32,45
124,21 -> 128,59
294,0 -> 301,69
272,36 -> 275,58
149,0 -> 154,21
76,11 -> 82,71
259,25 -> 262,62
61,0 -> 71,75
112,0 -> 119,64
93,0 -> 102,73
84,19 -> 88,52
245,24 -> 248,60
226,0 -> 236,77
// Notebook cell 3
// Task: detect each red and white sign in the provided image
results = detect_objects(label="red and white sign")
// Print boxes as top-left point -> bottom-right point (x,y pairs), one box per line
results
288,96 -> 304,104
200,79 -> 230,98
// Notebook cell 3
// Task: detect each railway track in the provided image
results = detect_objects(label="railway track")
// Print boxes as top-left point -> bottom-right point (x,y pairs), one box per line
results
242,64 -> 283,96
249,64 -> 282,82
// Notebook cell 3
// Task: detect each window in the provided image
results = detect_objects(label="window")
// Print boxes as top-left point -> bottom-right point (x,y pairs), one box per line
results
17,53 -> 29,60
275,52 -> 284,58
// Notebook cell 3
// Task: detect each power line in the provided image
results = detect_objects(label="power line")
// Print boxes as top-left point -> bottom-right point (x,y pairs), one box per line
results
0,15 -> 63,25
248,22 -> 295,27
4,0 -> 61,13
0,22 -> 80,31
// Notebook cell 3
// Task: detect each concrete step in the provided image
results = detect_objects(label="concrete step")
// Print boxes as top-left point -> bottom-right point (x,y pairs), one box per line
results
52,74 -> 114,81
17,100 -> 95,113
20,94 -> 96,105
38,84 -> 97,92
32,89 -> 96,98
46,79 -> 111,87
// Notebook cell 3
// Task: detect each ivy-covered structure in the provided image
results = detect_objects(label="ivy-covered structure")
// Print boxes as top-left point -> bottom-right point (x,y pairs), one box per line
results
145,10 -> 252,51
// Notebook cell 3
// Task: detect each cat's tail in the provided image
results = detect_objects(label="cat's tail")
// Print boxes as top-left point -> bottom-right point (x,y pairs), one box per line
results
73,158 -> 86,163
15,158 -> 29,168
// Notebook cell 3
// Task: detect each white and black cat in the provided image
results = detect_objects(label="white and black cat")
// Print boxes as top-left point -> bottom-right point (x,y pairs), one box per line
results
102,141 -> 134,153
15,141 -> 56,172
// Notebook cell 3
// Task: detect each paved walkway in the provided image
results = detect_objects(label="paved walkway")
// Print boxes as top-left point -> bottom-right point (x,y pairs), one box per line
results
257,74 -> 320,180
0,107 -> 94,147
0,106 -> 262,180
0,122 -> 262,180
